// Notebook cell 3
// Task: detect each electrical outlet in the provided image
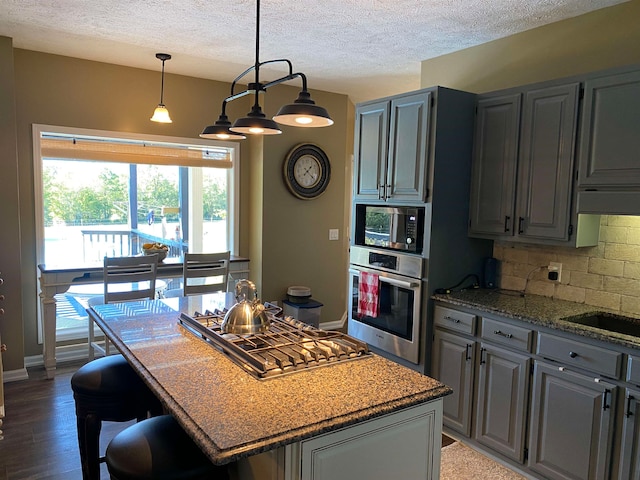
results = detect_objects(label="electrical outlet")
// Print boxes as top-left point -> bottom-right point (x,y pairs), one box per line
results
548,261 -> 562,282
329,229 -> 339,241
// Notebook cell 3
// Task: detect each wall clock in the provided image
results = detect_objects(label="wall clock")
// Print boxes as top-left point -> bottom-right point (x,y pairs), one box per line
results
283,143 -> 331,200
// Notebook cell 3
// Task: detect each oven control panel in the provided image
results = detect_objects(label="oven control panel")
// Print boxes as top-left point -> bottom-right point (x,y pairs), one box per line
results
349,245 -> 423,279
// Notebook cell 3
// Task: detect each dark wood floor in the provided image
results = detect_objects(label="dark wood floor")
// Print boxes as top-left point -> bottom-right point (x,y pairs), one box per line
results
0,361 -> 133,480
0,361 -> 458,480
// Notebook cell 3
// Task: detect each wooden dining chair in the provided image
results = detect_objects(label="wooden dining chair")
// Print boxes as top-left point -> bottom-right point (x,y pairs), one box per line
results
74,254 -> 162,480
88,254 -> 159,359
164,251 -> 230,297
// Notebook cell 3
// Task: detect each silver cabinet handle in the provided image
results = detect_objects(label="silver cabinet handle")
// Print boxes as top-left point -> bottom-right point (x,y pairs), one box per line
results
493,330 -> 513,338
444,315 -> 460,324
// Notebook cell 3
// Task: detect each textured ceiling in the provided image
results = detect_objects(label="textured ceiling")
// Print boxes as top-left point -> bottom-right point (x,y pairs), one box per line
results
0,0 -> 629,103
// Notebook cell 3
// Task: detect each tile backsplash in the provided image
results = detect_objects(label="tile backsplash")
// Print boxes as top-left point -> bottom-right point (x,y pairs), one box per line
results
494,215 -> 640,316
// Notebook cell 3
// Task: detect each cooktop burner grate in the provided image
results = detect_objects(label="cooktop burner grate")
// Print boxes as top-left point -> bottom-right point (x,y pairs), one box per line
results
178,308 -> 371,379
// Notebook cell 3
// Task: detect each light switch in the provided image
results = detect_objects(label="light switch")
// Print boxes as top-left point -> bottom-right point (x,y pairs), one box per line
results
329,229 -> 339,240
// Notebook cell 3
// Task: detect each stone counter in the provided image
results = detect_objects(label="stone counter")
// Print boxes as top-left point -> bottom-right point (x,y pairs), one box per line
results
433,289 -> 640,350
88,293 -> 451,466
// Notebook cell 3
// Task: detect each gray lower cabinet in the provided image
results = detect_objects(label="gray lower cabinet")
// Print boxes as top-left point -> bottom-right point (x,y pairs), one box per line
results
475,343 -> 530,463
619,387 -> 640,480
578,69 -> 640,188
432,301 -> 637,479
432,329 -> 475,436
528,361 -> 616,480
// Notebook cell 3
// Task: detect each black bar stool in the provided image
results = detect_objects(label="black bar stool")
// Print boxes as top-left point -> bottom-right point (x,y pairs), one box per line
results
71,354 -> 163,480
106,414 -> 230,480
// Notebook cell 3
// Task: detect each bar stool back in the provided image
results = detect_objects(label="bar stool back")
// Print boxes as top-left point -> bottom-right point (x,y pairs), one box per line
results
73,254 -> 162,480
106,415 -> 230,480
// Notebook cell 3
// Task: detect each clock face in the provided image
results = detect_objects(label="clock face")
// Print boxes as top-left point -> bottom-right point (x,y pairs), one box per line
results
284,144 -> 331,200
293,155 -> 321,188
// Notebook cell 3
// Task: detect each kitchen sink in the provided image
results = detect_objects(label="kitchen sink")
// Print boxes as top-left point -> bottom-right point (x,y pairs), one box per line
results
561,312 -> 640,337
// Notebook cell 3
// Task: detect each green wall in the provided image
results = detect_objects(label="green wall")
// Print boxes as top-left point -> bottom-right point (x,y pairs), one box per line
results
0,42 -> 352,372
420,0 -> 640,93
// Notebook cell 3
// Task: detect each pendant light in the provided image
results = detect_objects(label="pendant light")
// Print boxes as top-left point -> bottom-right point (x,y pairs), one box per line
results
200,100 -> 247,140
200,0 -> 332,139
150,53 -> 172,124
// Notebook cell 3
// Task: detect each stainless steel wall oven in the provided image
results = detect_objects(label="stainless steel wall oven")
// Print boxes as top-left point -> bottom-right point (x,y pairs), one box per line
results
348,245 -> 424,364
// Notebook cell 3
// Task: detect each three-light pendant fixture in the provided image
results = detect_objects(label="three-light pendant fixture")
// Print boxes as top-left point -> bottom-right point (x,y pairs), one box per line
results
148,0 -> 333,139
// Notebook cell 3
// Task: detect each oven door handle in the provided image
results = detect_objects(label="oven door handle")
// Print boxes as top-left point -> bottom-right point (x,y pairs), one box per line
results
350,269 -> 419,289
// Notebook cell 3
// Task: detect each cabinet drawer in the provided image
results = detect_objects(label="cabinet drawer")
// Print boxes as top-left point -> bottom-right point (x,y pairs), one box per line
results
434,305 -> 475,335
480,317 -> 533,353
537,332 -> 622,379
626,354 -> 640,386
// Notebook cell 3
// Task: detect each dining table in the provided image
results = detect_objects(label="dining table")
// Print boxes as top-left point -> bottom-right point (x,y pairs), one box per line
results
37,255 -> 249,378
85,292 -> 451,479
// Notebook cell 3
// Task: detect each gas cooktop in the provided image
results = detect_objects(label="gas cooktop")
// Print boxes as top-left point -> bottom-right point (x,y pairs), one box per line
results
178,308 -> 371,379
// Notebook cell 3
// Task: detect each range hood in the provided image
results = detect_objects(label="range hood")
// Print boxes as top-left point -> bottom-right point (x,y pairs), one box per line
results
577,191 -> 640,215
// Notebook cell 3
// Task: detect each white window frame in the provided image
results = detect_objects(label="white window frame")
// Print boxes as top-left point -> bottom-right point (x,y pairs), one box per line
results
32,124 -> 240,344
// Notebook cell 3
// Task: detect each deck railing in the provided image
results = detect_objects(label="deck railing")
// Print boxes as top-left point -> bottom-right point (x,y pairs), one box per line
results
81,228 -> 187,262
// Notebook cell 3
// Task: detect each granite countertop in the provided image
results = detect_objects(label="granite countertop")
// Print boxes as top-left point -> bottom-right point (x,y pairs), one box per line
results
89,293 -> 451,465
432,289 -> 640,350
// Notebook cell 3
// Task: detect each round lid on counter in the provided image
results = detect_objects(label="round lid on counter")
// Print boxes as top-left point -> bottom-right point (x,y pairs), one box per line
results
287,286 -> 311,297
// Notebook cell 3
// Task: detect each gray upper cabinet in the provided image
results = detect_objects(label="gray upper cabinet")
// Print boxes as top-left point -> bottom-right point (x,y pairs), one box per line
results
578,70 -> 640,187
353,101 -> 389,200
517,84 -> 579,241
353,90 -> 431,203
468,94 -> 520,236
469,83 -> 583,244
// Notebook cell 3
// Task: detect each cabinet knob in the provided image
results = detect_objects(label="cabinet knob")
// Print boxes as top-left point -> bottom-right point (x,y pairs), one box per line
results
0,277 -> 4,285
0,294 -> 5,301
569,351 -> 578,358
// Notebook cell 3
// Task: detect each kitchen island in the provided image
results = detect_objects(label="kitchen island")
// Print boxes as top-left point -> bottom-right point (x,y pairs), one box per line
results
87,293 -> 451,480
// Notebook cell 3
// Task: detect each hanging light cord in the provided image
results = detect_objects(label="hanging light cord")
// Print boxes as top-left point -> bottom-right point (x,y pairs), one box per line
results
224,0 -> 308,104
159,58 -> 166,105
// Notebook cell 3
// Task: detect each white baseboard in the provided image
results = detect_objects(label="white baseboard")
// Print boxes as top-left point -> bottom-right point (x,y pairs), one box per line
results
3,367 -> 29,382
24,343 -> 90,370
320,310 -> 347,331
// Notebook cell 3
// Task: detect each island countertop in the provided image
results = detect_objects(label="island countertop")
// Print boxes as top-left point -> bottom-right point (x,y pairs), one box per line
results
88,293 -> 451,466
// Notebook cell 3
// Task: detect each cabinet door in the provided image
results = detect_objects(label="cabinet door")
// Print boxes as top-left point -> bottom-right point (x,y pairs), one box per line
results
528,362 -> 615,480
516,84 -> 579,241
619,387 -> 640,480
353,101 -> 389,200
475,343 -> 530,463
578,70 -> 640,187
468,94 -> 521,236
387,91 -> 431,202
432,329 -> 475,436
299,402 -> 442,480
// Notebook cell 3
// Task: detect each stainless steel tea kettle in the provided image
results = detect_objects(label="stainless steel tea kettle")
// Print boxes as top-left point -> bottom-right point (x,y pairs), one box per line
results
221,279 -> 270,334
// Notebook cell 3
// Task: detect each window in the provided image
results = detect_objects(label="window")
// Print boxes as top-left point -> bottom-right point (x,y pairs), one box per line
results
33,124 -> 240,341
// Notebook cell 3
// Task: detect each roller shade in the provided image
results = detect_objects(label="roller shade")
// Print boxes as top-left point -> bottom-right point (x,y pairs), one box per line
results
40,137 -> 233,169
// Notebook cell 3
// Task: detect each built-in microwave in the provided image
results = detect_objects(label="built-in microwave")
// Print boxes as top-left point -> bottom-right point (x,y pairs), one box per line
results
354,205 -> 424,254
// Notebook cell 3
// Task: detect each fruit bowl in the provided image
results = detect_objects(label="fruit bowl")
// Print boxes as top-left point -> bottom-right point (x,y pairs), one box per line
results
142,243 -> 169,262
